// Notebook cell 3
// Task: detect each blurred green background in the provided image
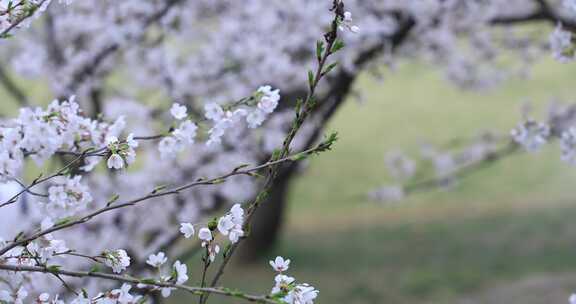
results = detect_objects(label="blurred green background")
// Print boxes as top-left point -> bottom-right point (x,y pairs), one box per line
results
173,60 -> 576,304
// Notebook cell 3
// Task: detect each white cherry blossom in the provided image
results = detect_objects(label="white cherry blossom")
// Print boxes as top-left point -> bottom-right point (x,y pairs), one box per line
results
170,103 -> 188,120
146,252 -> 167,268
179,223 -> 195,239
103,249 -> 131,274
270,256 -> 290,272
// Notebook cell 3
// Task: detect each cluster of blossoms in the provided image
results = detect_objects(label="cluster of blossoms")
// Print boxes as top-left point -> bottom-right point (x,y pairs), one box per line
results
159,85 -> 280,158
105,135 -> 138,170
101,249 -> 131,274
269,256 -> 318,304
0,200 -> 312,303
0,91 -> 282,300
0,83 -> 282,179
5,0 -> 562,104
0,97 -> 127,180
338,11 -> 359,33
371,95 -> 576,205
549,24 -> 575,63
180,203 -> 245,262
158,103 -> 198,159
561,127 -> 576,164
43,175 -> 92,217
205,86 -> 281,146
0,208 -> 73,291
511,120 -> 551,152
510,117 -> 576,168
0,0 -> 48,36
217,203 -> 245,243
0,220 -> 68,281
24,235 -> 68,264
369,131 -> 502,203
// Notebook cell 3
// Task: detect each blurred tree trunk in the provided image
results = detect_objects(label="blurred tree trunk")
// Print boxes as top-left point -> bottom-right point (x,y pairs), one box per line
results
238,165 -> 297,261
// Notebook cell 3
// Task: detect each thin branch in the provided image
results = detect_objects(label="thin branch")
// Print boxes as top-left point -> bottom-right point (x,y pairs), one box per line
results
7,176 -> 48,198
404,142 -> 519,195
0,150 -> 100,209
0,142 -> 333,256
0,264 -> 277,304
490,0 -> 576,31
198,248 -> 211,304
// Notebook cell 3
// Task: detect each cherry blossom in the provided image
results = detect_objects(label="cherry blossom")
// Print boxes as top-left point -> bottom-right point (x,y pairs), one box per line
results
44,176 -> 92,217
179,223 -> 195,239
146,252 -> 167,268
270,256 -> 291,272
102,249 -> 131,274
173,260 -> 188,285
217,204 -> 245,243
339,11 -> 359,33
283,284 -> 319,304
198,228 -> 213,242
170,103 -> 188,120
271,274 -> 296,294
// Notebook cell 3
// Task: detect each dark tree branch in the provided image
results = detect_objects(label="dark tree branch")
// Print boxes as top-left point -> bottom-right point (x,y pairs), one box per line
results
44,6 -> 66,66
491,0 -> 576,31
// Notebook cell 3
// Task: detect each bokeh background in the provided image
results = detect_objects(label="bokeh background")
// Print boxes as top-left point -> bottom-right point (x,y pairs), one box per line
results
158,59 -> 576,304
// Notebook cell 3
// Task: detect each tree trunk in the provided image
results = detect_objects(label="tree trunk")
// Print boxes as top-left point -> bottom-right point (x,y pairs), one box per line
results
237,164 -> 298,261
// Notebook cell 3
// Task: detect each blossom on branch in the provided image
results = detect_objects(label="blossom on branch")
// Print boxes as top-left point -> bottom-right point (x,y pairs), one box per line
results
170,103 -> 188,120
270,256 -> 291,272
511,120 -> 550,152
146,252 -> 167,268
102,249 -> 131,274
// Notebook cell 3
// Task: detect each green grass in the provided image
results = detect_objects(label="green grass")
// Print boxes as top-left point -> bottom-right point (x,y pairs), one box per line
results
173,60 -> 576,304
214,206 -> 576,303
